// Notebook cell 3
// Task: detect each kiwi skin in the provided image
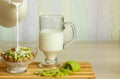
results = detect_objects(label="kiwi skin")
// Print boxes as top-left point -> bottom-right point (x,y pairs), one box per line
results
61,61 -> 81,72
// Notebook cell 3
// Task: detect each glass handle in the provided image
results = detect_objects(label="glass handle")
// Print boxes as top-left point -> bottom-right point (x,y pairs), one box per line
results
63,22 -> 76,48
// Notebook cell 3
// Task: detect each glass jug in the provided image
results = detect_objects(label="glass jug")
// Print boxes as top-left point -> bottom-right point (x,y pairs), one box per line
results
39,15 -> 76,68
0,0 -> 27,27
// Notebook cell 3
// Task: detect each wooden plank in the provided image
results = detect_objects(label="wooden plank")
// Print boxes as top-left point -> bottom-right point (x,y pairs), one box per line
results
0,62 -> 96,79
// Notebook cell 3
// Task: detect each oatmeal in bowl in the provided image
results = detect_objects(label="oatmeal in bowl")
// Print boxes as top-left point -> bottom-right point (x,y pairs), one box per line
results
0,44 -> 37,74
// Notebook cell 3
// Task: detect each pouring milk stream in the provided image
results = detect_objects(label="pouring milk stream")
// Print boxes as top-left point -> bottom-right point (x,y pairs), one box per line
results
10,0 -> 23,50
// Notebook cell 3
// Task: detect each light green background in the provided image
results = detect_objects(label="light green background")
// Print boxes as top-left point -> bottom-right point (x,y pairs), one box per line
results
0,0 -> 120,41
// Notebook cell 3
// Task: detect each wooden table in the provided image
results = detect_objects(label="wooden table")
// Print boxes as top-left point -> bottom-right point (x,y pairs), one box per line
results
1,41 -> 120,79
0,62 -> 96,79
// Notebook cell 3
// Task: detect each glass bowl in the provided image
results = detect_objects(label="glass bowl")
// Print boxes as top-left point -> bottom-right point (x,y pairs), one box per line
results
0,44 -> 37,74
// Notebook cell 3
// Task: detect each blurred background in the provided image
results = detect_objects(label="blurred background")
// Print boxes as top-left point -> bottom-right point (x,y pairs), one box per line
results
0,0 -> 120,42
0,0 -> 120,79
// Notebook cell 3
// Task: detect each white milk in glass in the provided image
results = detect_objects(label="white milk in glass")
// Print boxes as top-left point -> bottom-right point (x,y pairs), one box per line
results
39,29 -> 63,60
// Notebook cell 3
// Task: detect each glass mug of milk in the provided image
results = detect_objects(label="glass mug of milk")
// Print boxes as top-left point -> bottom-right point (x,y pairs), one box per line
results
39,15 -> 75,68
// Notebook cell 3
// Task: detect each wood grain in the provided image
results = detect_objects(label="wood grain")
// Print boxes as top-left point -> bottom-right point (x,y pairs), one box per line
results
0,62 -> 96,79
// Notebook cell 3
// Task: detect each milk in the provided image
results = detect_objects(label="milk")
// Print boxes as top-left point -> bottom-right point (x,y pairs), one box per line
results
39,29 -> 63,60
11,1 -> 22,50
